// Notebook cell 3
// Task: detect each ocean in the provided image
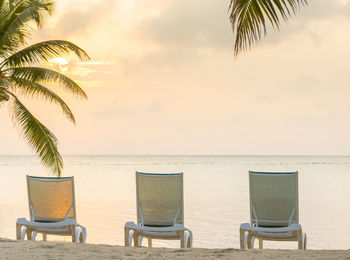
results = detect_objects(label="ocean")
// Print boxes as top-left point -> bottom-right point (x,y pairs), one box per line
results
0,155 -> 349,249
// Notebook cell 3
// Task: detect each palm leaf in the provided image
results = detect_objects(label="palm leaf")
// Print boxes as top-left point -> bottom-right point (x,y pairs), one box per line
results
0,85 -> 9,101
7,91 -> 63,176
0,0 -> 53,54
3,40 -> 90,67
0,7 -> 40,55
9,77 -> 76,123
0,1 -> 10,23
0,0 -> 53,28
7,66 -> 87,98
0,0 -> 89,176
229,0 -> 308,56
0,4 -> 46,53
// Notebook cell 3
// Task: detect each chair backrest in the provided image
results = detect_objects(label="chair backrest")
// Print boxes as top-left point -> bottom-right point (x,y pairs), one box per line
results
136,171 -> 184,227
26,175 -> 76,222
249,171 -> 299,227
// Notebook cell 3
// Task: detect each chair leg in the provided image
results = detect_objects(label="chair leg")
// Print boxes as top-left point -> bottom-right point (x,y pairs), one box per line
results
247,233 -> 253,249
188,231 -> 193,248
79,227 -> 87,243
26,229 -> 32,240
16,224 -> 22,240
186,236 -> 191,248
258,239 -> 263,249
239,229 -> 246,249
298,239 -> 303,249
148,238 -> 152,247
124,228 -> 130,246
303,233 -> 307,250
72,228 -> 76,243
297,230 -> 303,249
133,232 -> 139,247
21,226 -> 27,240
79,232 -> 83,243
138,236 -> 143,247
180,231 -> 185,248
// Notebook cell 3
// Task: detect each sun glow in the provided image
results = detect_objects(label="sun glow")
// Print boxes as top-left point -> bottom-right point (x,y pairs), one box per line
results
50,57 -> 68,65
49,57 -> 68,72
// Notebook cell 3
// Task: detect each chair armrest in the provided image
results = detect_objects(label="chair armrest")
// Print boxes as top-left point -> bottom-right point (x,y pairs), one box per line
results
240,222 -> 302,232
16,218 -> 77,228
125,221 -> 185,232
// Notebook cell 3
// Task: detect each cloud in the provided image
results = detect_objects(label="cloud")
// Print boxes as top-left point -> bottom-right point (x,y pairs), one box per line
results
135,0 -> 350,57
54,0 -> 118,37
129,0 -> 234,65
8,0 -> 350,155
138,0 -> 233,47
261,0 -> 350,45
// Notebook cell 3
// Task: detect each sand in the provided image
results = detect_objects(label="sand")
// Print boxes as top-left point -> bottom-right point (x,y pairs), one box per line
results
0,240 -> 349,260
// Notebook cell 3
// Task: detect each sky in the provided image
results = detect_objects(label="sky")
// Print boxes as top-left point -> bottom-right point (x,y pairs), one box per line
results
1,0 -> 350,155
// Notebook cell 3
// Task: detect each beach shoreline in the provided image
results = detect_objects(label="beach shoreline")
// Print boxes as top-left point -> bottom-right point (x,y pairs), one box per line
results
0,240 -> 349,260
2,155 -> 350,249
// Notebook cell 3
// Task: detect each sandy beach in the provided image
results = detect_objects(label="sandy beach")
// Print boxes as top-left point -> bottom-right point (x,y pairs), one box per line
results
0,240 -> 348,260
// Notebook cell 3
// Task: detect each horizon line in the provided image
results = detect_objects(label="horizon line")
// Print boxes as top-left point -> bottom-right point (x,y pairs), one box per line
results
1,154 -> 350,157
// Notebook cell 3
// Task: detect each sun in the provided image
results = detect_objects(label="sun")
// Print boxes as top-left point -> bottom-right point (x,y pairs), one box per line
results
49,57 -> 68,72
50,57 -> 68,65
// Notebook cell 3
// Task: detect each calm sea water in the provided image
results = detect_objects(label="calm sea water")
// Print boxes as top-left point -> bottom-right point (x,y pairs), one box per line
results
0,155 -> 349,249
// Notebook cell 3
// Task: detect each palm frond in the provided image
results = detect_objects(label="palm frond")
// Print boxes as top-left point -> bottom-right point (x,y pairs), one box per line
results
0,1 -> 10,22
229,0 -> 308,56
9,77 -> 75,123
7,91 -> 63,176
0,0 -> 54,57
0,7 -> 41,55
3,40 -> 90,67
0,0 -> 89,176
0,78 -> 10,87
0,85 -> 9,101
0,0 -> 53,29
7,66 -> 87,98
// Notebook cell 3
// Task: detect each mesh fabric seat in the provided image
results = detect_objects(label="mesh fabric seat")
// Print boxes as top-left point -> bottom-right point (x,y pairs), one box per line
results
124,172 -> 192,248
239,171 -> 307,249
16,175 -> 86,243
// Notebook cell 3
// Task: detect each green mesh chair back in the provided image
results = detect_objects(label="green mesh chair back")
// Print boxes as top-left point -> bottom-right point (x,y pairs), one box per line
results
136,172 -> 184,227
249,171 -> 299,227
27,176 -> 76,222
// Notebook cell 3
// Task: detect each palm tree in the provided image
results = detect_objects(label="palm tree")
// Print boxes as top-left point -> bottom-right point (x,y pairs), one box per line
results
0,0 -> 89,176
229,0 -> 308,56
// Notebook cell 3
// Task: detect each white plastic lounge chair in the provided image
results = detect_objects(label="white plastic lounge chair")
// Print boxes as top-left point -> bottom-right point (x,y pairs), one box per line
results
124,172 -> 193,248
240,171 -> 307,249
16,175 -> 86,243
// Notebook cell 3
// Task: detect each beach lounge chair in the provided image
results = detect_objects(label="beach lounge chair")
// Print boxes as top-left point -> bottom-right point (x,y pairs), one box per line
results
16,175 -> 86,243
239,171 -> 307,249
124,172 -> 193,248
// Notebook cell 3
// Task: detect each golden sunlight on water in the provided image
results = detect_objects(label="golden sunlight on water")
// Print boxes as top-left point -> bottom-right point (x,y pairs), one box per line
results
0,155 -> 350,249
